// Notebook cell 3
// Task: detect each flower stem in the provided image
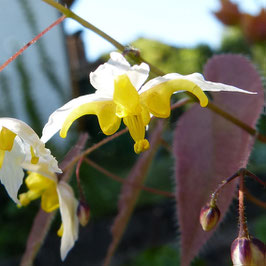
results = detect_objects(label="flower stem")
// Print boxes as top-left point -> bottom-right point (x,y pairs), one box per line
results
75,157 -> 86,202
244,187 -> 266,209
210,168 -> 265,205
84,157 -> 175,198
41,0 -> 164,76
0,15 -> 65,73
62,128 -> 129,172
238,173 -> 249,238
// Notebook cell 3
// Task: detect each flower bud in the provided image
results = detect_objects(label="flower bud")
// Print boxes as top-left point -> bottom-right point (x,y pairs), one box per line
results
77,201 -> 90,227
231,236 -> 265,265
199,204 -> 220,231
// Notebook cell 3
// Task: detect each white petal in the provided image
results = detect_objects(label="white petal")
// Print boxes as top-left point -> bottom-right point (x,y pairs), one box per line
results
90,52 -> 150,95
0,118 -> 41,147
0,138 -> 25,203
127,63 -> 150,90
57,181 -> 79,261
139,72 -> 256,94
41,94 -> 111,143
0,118 -> 62,176
90,52 -> 131,96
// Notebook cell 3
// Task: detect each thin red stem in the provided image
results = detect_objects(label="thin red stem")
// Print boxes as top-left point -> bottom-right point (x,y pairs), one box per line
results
0,15 -> 65,73
238,174 -> 249,238
84,158 -> 175,198
244,187 -> 266,209
211,172 -> 239,204
75,157 -> 86,202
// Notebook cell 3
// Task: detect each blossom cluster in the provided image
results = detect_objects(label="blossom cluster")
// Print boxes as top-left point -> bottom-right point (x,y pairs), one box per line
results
0,52 -> 254,260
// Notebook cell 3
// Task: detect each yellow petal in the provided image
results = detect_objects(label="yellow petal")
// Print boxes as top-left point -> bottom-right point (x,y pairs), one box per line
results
123,115 -> 145,143
60,100 -> 121,138
57,223 -> 64,237
18,193 -> 31,206
30,146 -> 39,164
41,186 -> 59,212
113,74 -> 141,117
0,150 -> 5,169
140,106 -> 151,126
0,127 -> 16,151
140,79 -> 208,118
25,172 -> 55,192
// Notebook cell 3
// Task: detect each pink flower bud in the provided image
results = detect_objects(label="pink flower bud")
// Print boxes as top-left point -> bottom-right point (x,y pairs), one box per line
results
199,204 -> 220,231
77,201 -> 90,227
231,236 -> 265,265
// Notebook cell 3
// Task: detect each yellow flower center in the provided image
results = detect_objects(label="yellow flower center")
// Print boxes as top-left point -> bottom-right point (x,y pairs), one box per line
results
18,172 -> 59,213
0,127 -> 16,168
114,74 -> 150,153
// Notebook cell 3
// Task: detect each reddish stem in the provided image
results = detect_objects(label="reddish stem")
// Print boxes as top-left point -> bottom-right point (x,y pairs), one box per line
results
238,174 -> 249,238
0,15 -> 65,72
75,157 -> 86,202
84,157 -> 175,198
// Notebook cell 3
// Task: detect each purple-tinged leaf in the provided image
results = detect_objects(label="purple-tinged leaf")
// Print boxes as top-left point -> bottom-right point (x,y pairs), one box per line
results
103,120 -> 165,266
20,133 -> 88,266
174,55 -> 264,266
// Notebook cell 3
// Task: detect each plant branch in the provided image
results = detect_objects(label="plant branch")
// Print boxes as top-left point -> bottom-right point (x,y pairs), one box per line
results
62,128 -> 129,172
238,173 -> 249,238
0,15 -> 65,72
244,187 -> 266,209
84,157 -> 175,198
41,0 -> 163,75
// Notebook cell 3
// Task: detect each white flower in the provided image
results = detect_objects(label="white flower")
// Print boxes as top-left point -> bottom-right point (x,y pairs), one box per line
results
19,174 -> 79,261
57,181 -> 79,260
42,52 -> 255,153
0,118 -> 61,203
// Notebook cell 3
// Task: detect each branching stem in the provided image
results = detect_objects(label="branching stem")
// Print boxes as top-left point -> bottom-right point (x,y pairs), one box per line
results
84,158 -> 175,198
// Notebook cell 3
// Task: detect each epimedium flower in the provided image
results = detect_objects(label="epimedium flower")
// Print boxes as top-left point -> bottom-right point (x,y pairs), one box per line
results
41,52 -> 255,154
0,118 -> 61,203
19,172 -> 79,261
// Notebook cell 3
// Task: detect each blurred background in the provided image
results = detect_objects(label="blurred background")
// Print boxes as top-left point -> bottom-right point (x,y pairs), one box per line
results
0,0 -> 265,265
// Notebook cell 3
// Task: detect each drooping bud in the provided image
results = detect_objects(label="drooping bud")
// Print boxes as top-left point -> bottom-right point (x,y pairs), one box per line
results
199,203 -> 220,231
77,201 -> 90,227
231,236 -> 265,266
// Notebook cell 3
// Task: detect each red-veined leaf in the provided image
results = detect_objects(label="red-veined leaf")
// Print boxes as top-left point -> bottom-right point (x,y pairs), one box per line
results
174,55 -> 264,266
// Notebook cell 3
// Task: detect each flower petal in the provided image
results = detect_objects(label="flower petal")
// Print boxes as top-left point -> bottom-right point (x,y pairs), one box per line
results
140,73 -> 256,94
41,94 -> 112,143
41,185 -> 59,212
90,52 -> 131,96
90,52 -> 150,95
60,99 -> 121,138
139,75 -> 209,118
0,138 -> 25,203
127,63 -> 150,90
0,118 -> 41,148
0,118 -> 61,175
113,74 -> 140,117
57,181 -> 79,261
22,144 -> 61,178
